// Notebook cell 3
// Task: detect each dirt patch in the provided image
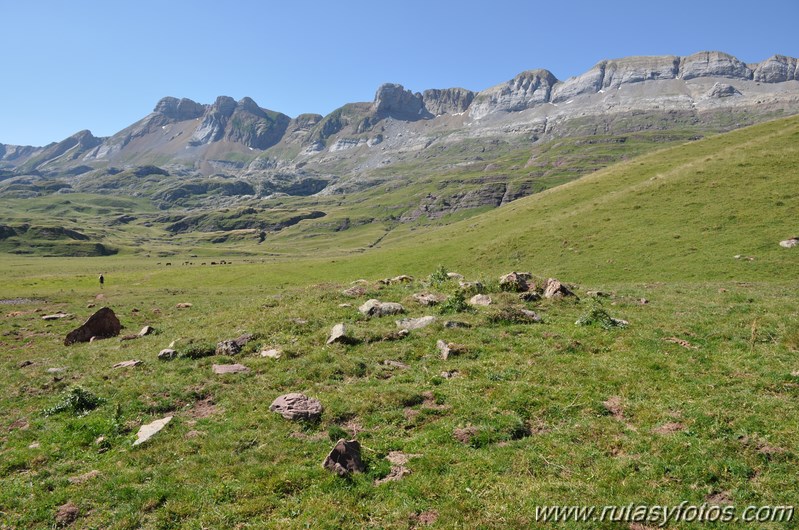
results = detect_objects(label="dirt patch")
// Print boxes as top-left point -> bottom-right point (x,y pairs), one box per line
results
55,502 -> 79,527
739,435 -> 787,458
409,510 -> 438,527
662,337 -> 699,349
187,397 -> 220,419
705,491 -> 733,505
652,422 -> 685,435
603,396 -> 625,419
68,470 -> 100,485
453,426 -> 479,444
374,451 -> 421,485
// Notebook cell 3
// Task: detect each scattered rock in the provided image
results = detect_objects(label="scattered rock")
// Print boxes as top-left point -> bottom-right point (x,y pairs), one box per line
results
86,303 -> 96,308
378,329 -> 410,341
327,323 -> 352,344
338,303 -> 352,308
17,360 -> 34,368
55,502 -> 79,527
260,348 -> 282,359
446,272 -> 464,280
138,325 -> 155,337
359,299 -> 405,317
113,360 -> 142,369
212,363 -> 250,374
662,337 -> 698,350
391,275 -> 414,283
543,278 -> 576,299
639,298 -> 649,305
157,348 -> 177,360
175,303 -> 192,309
499,271 -> 532,292
652,422 -> 685,435
322,439 -> 365,476
396,315 -> 436,330
383,360 -> 409,369
437,339 -> 467,359
133,416 -> 172,446
413,293 -> 445,306
779,237 -> 799,248
47,367 -> 66,374
64,307 -> 121,345
468,294 -> 492,306
68,470 -> 100,485
459,281 -> 484,293
342,286 -> 366,297
42,312 -> 70,321
270,393 -> 323,421
441,370 -> 460,379
519,291 -> 541,302
28,441 -> 40,449
215,333 -> 253,355
375,451 -> 421,485
444,320 -> 471,329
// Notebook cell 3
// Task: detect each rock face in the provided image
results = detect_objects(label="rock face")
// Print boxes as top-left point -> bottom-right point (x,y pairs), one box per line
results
422,87 -> 475,115
374,84 -> 428,120
754,55 -> 799,82
358,299 -> 405,317
64,307 -> 121,345
679,51 -> 752,80
470,69 -> 558,118
322,439 -> 365,476
154,96 -> 205,121
270,393 -> 323,421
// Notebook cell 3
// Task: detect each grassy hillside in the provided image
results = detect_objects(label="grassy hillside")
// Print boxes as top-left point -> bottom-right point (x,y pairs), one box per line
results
2,116 -> 799,529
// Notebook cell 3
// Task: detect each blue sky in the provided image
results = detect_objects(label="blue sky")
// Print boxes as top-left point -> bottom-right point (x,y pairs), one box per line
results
2,0 -> 798,146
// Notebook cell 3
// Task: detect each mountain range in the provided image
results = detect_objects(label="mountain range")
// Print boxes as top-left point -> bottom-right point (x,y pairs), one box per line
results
2,51 -> 798,192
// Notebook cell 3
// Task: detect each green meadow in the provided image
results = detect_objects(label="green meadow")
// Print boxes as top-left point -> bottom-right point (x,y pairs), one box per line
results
2,115 -> 799,528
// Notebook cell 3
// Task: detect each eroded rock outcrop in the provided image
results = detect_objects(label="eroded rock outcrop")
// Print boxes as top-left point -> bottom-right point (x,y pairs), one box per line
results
64,307 -> 121,345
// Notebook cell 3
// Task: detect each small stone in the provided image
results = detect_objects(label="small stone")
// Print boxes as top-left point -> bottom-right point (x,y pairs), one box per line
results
413,293 -> 444,306
47,367 -> 66,374
133,416 -> 172,446
437,340 -> 467,359
390,275 -> 414,283
327,323 -> 351,344
28,441 -> 40,449
42,312 -> 70,321
342,286 -> 366,297
358,299 -> 405,317
270,393 -> 323,421
383,360 -> 409,369
113,359 -> 142,369
446,272 -> 464,280
338,303 -> 352,308
212,363 -> 249,374
18,360 -> 34,368
158,348 -> 177,360
261,348 -> 282,359
441,370 -> 460,379
543,278 -> 576,299
779,237 -> 799,248
396,315 -> 436,330
175,303 -> 192,309
55,502 -> 80,527
444,320 -> 471,329
468,294 -> 492,306
138,325 -> 155,337
322,439 -> 365,476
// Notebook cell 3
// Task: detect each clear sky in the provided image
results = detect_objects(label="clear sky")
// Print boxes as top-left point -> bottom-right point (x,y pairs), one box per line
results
2,0 -> 798,146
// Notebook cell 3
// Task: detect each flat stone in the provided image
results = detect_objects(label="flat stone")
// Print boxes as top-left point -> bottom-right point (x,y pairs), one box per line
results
323,439 -> 364,476
113,360 -> 142,369
444,320 -> 471,329
779,237 -> 799,248
42,312 -> 70,321
68,470 -> 100,484
446,272 -> 464,280
212,363 -> 250,374
412,293 -> 445,306
261,348 -> 282,359
396,315 -> 436,330
358,299 -> 405,317
468,294 -> 492,306
138,325 -> 155,337
175,303 -> 192,309
46,367 -> 66,374
270,393 -> 323,421
133,416 -> 172,446
383,360 -> 409,369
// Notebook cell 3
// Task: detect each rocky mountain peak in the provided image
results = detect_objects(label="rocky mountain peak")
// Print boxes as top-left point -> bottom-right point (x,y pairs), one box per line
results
678,51 -> 752,80
212,96 -> 238,118
154,97 -> 205,121
754,55 -> 799,82
236,97 -> 266,117
373,84 -> 428,120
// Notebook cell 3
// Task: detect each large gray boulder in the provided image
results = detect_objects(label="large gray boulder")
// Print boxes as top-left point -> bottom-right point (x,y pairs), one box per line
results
358,299 -> 405,317
270,393 -> 323,421
64,307 -> 121,345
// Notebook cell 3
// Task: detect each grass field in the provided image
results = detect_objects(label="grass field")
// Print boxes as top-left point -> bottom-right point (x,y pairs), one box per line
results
2,116 -> 799,528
